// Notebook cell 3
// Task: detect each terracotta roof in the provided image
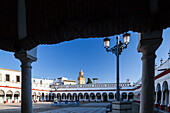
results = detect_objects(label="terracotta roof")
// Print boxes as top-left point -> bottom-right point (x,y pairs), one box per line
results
0,0 -> 170,52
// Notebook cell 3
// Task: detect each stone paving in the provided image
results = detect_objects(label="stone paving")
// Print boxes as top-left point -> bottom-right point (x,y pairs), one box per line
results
0,102 -> 110,113
38,107 -> 106,113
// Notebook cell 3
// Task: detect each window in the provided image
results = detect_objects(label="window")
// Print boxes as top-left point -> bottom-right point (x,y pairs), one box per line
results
6,74 -> 10,81
40,80 -> 42,84
16,76 -> 20,82
0,73 -> 2,81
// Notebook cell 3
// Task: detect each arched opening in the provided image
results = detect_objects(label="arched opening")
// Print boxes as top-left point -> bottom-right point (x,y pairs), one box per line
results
73,93 -> 77,101
14,91 -> 20,103
67,93 -> 72,100
102,93 -> 107,102
0,90 -> 5,103
156,83 -> 161,104
57,93 -> 61,101
62,93 -> 66,100
37,92 -> 41,102
122,92 -> 127,101
90,93 -> 95,101
52,93 -> 56,102
109,92 -> 114,100
162,81 -> 169,106
32,92 -> 36,101
6,90 -> 13,103
84,93 -> 89,101
96,93 -> 101,100
128,92 -> 134,101
78,93 -> 83,101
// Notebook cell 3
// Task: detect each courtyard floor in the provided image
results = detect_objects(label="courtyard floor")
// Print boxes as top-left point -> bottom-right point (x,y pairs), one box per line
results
0,102 -> 110,113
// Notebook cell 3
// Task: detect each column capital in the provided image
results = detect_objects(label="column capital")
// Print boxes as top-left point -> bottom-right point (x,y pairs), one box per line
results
137,38 -> 163,55
14,48 -> 37,63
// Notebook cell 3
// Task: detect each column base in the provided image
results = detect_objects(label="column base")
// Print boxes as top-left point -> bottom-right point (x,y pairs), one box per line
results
112,101 -> 132,113
167,105 -> 170,112
160,104 -> 165,110
154,103 -> 159,108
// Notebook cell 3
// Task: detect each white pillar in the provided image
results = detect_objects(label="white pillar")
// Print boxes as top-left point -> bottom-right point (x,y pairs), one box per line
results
168,90 -> 170,106
155,92 -> 158,104
137,31 -> 162,113
161,91 -> 164,105
165,91 -> 168,105
12,93 -> 14,103
4,94 -> 6,103
15,49 -> 37,113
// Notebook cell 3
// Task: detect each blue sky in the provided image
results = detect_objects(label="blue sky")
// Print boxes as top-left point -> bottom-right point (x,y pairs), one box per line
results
0,28 -> 169,83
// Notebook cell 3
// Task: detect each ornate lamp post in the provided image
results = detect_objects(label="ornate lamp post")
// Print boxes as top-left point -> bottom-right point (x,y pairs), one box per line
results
103,33 -> 130,101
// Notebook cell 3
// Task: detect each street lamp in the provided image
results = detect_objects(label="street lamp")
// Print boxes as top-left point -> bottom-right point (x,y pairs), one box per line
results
103,33 -> 130,101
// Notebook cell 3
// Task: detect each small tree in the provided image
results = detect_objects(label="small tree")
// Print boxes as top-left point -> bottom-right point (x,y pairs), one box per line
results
86,78 -> 92,84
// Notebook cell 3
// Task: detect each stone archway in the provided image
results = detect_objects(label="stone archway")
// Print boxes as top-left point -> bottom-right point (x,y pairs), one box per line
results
96,93 -> 101,101
0,90 -> 5,103
128,92 -> 134,101
109,92 -> 114,101
78,93 -> 83,101
84,93 -> 89,101
102,93 -> 107,102
6,90 -> 13,103
14,91 -> 20,103
90,93 -> 95,101
162,81 -> 169,105
73,93 -> 77,101
67,93 -> 72,100
57,93 -> 61,101
122,92 -> 127,101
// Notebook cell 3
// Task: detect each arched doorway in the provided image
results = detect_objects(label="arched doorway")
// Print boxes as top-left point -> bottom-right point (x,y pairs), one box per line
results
78,93 -> 83,101
62,93 -> 66,100
122,92 -> 127,101
162,81 -> 169,105
90,93 -> 95,101
67,93 -> 72,100
128,92 -> 134,101
84,93 -> 89,101
73,93 -> 77,101
96,93 -> 101,101
52,93 -> 56,102
14,91 -> 20,103
57,93 -> 61,101
32,92 -> 36,101
0,90 -> 5,103
37,92 -> 41,102
109,92 -> 114,101
6,90 -> 13,103
102,93 -> 107,102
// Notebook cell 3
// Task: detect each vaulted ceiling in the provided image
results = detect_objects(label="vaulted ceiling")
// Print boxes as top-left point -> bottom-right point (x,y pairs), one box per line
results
0,0 -> 170,52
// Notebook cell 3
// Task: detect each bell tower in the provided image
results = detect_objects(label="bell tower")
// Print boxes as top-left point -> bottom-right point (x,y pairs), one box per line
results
78,69 -> 85,84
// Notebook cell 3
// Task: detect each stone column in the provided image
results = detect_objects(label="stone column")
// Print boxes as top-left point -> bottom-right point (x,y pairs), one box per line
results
15,49 -> 37,113
160,91 -> 164,110
137,31 -> 162,113
12,93 -> 14,103
4,93 -> 6,103
165,91 -> 168,105
167,90 -> 170,112
155,92 -> 159,108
